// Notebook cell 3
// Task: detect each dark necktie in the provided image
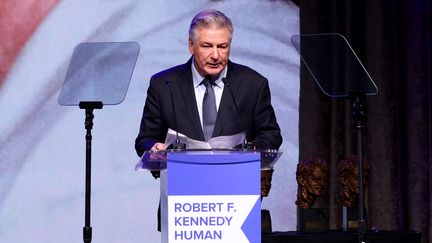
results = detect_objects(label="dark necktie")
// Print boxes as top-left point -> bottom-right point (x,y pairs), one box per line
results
202,78 -> 217,141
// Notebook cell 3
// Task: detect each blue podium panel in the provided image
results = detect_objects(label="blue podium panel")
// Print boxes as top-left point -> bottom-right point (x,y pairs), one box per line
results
166,151 -> 261,243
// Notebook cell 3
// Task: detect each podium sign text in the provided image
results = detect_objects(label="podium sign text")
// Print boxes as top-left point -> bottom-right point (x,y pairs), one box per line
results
166,151 -> 261,243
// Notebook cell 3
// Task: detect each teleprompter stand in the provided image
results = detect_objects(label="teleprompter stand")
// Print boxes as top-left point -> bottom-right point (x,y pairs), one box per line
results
58,42 -> 140,243
80,101 -> 103,243
291,33 -> 378,243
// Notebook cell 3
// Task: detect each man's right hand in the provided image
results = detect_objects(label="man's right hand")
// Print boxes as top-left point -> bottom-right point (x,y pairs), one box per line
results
151,142 -> 167,151
149,142 -> 167,179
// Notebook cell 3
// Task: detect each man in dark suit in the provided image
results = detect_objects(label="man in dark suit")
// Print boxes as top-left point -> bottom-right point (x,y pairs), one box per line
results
135,9 -> 282,156
135,9 -> 282,232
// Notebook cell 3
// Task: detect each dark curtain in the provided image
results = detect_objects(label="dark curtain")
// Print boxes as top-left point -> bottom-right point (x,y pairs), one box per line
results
298,0 -> 431,243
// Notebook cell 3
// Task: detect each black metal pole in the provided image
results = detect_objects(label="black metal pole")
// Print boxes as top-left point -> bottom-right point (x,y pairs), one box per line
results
79,101 -> 103,243
356,118 -> 366,243
83,108 -> 94,243
351,94 -> 367,243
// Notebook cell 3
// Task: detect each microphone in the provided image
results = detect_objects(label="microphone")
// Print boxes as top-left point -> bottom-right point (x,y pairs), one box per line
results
222,77 -> 254,149
165,80 -> 186,149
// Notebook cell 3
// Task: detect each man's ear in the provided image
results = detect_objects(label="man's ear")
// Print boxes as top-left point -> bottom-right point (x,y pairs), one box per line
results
188,38 -> 194,55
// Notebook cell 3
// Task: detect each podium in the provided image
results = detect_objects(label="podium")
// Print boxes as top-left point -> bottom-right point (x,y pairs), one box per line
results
136,149 -> 282,243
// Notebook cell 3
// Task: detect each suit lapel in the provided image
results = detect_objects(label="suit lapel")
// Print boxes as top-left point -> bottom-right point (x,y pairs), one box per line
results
213,61 -> 242,137
176,58 -> 205,140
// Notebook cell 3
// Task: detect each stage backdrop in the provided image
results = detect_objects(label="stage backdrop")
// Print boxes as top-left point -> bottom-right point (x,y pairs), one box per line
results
0,1 -> 299,242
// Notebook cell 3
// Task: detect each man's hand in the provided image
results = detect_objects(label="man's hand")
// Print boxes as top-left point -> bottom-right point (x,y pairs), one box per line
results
149,142 -> 167,160
149,142 -> 167,179
151,142 -> 167,151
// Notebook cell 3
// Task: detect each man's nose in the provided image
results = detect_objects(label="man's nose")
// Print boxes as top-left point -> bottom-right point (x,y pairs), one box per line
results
210,46 -> 219,59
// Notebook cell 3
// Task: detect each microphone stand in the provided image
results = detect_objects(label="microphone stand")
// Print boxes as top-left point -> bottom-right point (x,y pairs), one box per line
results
79,101 -> 103,243
222,78 -> 253,150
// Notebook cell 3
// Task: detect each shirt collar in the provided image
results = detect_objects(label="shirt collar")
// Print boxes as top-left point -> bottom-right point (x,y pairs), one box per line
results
191,57 -> 227,88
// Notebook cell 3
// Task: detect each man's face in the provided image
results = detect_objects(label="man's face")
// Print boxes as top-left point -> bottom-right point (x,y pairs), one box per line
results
189,27 -> 231,78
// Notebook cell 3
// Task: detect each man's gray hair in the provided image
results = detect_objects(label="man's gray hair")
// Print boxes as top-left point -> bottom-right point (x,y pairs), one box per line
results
189,9 -> 233,42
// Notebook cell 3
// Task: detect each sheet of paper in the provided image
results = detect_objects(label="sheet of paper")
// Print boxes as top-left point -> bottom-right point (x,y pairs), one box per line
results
164,128 -> 245,149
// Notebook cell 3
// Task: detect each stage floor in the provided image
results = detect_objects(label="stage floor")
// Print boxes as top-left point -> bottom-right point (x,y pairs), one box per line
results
262,230 -> 421,243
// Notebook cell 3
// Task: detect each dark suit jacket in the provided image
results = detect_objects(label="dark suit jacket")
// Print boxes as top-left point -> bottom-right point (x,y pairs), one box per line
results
135,57 -> 282,156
